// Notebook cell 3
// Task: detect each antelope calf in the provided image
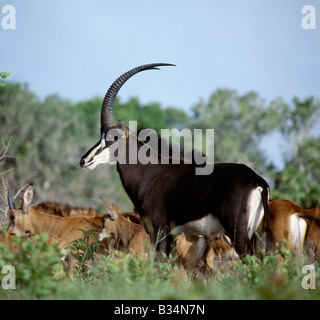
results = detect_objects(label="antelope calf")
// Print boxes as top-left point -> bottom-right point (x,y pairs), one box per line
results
7,184 -> 103,245
32,202 -> 99,217
0,232 -> 69,252
99,198 -> 150,256
176,234 -> 238,270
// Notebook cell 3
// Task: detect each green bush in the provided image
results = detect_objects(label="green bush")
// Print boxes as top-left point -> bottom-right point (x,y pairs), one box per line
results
0,233 -> 65,299
68,225 -> 104,277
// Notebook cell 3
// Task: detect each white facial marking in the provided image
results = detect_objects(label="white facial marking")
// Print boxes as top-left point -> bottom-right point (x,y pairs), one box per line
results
98,223 -> 113,241
85,145 -> 111,170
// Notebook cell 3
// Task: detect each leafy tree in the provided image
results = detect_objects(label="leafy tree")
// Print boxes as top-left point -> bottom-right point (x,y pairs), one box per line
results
0,71 -> 10,86
272,135 -> 320,208
271,96 -> 320,207
1,82 -> 319,213
191,89 -> 288,173
0,83 -> 193,213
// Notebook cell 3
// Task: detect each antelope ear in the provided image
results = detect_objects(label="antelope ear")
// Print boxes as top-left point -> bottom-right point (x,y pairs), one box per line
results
22,183 -> 34,213
106,207 -> 118,220
104,212 -> 115,221
100,197 -> 118,220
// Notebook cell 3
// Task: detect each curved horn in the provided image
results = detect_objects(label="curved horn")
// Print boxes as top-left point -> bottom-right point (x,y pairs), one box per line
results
100,63 -> 175,131
7,186 -> 16,210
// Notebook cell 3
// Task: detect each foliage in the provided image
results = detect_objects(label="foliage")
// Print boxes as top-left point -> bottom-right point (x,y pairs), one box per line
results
0,72 -> 10,87
0,80 -> 320,300
68,225 -> 104,277
214,251 -> 320,300
271,97 -> 320,207
0,82 -> 319,211
0,83 -> 191,213
191,90 -> 289,173
2,240 -> 320,300
0,233 -> 65,299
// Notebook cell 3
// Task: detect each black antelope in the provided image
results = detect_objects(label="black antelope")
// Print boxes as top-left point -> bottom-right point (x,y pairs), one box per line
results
80,63 -> 270,257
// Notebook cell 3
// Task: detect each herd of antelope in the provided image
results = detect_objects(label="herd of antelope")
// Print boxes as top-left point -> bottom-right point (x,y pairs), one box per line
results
2,63 -> 320,276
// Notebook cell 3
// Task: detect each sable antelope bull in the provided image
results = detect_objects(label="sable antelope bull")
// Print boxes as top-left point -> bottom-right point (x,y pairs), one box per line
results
80,63 -> 270,257
6,184 -> 103,244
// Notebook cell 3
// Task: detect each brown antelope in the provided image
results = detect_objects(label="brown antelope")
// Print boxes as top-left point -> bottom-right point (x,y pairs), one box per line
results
303,207 -> 320,258
205,235 -> 239,267
99,198 -> 151,256
0,232 -> 69,252
6,184 -> 103,245
176,234 -> 238,270
32,201 -> 99,217
268,199 -> 310,256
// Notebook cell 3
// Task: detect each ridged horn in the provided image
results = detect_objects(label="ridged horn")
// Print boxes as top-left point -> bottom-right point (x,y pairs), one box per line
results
7,186 -> 16,210
100,63 -> 175,131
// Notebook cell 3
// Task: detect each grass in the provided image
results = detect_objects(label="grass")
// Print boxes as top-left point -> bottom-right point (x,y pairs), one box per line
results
1,230 -> 320,300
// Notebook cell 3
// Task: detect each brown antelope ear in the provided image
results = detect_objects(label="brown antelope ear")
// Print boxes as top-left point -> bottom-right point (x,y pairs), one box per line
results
104,209 -> 118,221
105,212 -> 115,221
22,183 -> 34,213
100,197 -> 118,220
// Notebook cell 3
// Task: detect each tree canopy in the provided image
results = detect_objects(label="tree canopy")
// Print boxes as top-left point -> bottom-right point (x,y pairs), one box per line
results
0,83 -> 319,214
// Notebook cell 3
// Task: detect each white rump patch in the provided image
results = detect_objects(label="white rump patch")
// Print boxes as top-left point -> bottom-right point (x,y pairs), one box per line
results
171,214 -> 225,238
289,213 -> 307,255
247,186 -> 264,239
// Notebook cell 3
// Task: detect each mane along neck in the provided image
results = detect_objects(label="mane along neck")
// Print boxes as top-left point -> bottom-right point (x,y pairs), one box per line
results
125,128 -> 206,165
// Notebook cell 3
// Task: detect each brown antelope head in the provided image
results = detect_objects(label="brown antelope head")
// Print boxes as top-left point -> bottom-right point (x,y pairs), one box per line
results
98,198 -> 121,241
98,197 -> 150,255
7,183 -> 35,236
79,63 -> 175,170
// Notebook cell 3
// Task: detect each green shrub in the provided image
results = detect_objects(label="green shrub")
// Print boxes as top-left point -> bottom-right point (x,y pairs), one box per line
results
68,225 -> 104,277
0,233 -> 65,299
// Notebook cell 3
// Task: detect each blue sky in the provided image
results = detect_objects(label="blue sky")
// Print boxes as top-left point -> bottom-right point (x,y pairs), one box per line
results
1,0 -> 320,168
